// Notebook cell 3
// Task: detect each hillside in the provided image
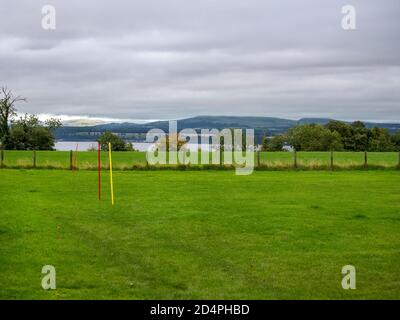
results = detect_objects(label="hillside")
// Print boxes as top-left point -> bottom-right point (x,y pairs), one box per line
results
54,116 -> 400,141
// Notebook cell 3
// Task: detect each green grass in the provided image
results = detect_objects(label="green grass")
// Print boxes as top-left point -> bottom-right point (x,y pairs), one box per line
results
1,150 -> 147,169
1,151 -> 399,170
0,169 -> 399,299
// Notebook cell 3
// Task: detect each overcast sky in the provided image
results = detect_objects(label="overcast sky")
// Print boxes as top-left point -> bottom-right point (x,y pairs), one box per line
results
1,0 -> 399,122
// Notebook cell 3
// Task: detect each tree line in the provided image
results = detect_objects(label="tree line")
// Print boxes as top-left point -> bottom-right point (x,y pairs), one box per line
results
263,120 -> 400,152
0,88 -> 61,150
3,88 -> 400,152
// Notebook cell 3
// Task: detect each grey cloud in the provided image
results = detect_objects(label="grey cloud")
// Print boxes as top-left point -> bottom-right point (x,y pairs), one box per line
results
0,0 -> 399,121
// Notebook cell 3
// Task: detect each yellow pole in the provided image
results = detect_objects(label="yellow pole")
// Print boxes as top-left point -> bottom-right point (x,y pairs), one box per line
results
108,142 -> 115,205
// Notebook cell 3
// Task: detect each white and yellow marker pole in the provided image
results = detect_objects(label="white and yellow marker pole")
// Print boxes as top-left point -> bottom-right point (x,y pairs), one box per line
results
108,142 -> 115,205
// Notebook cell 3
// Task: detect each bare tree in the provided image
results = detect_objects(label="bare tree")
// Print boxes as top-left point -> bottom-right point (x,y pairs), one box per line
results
0,87 -> 26,148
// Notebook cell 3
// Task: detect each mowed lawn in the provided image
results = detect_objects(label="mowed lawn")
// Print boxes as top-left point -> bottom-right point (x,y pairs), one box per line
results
0,169 -> 399,299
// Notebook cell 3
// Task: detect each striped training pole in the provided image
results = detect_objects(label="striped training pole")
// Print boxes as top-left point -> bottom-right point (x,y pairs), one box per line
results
98,142 -> 101,201
108,142 -> 115,205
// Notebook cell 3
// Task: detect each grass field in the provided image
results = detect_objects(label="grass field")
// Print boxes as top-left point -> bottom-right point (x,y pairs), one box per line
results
1,150 -> 399,170
0,169 -> 399,299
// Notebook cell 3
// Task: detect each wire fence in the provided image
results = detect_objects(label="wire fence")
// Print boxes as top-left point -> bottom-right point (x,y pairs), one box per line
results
1,150 -> 400,170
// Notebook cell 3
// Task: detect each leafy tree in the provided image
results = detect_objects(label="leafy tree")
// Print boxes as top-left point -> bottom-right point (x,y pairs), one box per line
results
391,131 -> 400,151
322,130 -> 343,151
287,124 -> 343,151
0,87 -> 26,148
98,131 -> 129,151
325,120 -> 375,151
368,127 -> 396,151
45,118 -> 62,131
352,131 -> 369,151
125,142 -> 138,152
7,114 -> 60,150
262,135 -> 286,151
326,120 -> 355,150
352,121 -> 366,129
351,121 -> 370,151
261,136 -> 269,151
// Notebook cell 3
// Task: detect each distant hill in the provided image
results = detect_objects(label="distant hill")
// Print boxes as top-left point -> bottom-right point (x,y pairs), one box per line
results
298,118 -> 400,131
54,116 -> 400,142
297,118 -> 334,125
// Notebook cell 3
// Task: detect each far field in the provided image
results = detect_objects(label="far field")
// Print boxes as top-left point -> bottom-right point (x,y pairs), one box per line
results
0,150 -> 399,169
0,169 -> 399,299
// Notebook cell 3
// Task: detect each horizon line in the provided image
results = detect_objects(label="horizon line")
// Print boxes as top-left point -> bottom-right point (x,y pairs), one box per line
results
29,113 -> 400,126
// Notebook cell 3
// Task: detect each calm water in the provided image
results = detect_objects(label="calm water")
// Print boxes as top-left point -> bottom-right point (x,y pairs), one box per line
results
55,141 -> 214,152
55,141 -> 153,151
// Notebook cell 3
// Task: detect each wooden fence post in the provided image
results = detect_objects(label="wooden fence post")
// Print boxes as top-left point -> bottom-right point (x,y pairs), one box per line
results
69,150 -> 73,170
364,151 -> 368,168
0,150 -> 4,168
294,150 -> 297,168
330,150 -> 334,170
33,150 -> 36,168
219,148 -> 223,166
257,150 -> 260,167
398,151 -> 400,168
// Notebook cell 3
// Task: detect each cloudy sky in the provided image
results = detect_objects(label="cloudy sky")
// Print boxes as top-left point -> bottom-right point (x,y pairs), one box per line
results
1,0 -> 399,123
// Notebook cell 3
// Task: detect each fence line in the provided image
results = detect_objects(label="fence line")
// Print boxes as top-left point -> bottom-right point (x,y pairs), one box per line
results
0,150 -> 399,171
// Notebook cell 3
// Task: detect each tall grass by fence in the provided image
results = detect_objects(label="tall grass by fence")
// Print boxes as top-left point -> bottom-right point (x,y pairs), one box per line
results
0,150 -> 400,170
